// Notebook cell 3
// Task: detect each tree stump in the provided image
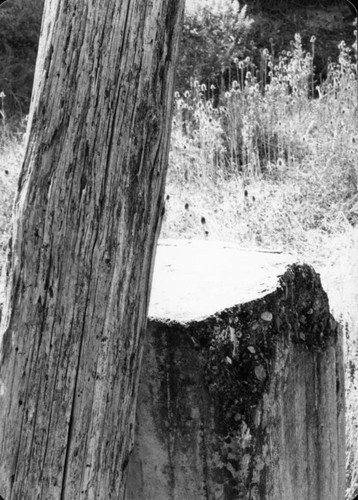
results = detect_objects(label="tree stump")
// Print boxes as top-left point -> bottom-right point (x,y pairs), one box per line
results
126,239 -> 345,500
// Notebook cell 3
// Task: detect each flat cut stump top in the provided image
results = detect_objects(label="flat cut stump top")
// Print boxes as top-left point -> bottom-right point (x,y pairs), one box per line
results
149,239 -> 297,322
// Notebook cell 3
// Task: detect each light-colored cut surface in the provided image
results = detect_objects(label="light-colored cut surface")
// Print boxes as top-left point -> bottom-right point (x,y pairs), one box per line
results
149,239 -> 297,322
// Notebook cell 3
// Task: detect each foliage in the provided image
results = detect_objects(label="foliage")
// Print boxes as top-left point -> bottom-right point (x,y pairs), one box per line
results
0,0 -> 253,116
0,0 -> 43,118
245,0 -> 341,11
168,32 -> 358,242
178,0 -> 253,91
0,0 -> 352,118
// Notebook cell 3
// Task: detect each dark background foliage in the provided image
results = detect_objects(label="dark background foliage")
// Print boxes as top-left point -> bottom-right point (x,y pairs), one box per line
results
0,0 -> 43,120
0,0 -> 355,119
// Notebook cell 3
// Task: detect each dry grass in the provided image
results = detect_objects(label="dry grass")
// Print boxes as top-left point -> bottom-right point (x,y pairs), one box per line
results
0,128 -> 23,250
0,127 -> 23,304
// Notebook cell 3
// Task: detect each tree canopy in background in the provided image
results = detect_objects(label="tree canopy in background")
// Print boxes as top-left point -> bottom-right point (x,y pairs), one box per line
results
0,0 -> 43,118
0,0 -> 355,119
0,0 -> 254,114
178,0 -> 253,90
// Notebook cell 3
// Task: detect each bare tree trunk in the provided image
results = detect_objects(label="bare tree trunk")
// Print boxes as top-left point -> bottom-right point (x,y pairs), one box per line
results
0,1 -> 184,499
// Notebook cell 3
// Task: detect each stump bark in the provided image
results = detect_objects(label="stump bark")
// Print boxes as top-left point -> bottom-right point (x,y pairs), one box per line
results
126,239 -> 345,500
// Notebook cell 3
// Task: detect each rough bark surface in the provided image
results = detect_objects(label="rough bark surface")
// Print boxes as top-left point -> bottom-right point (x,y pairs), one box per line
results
0,2 -> 184,499
127,241 -> 345,500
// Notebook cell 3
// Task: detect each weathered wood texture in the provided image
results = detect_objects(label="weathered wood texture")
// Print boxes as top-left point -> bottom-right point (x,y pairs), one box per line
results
0,2 -> 184,499
127,241 -> 345,500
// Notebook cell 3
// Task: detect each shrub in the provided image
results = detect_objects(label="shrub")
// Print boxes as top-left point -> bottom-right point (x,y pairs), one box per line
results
178,0 -> 253,91
0,0 -> 43,119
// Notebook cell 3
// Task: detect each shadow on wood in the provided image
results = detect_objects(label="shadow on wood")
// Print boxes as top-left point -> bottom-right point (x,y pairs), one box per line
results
126,240 -> 345,500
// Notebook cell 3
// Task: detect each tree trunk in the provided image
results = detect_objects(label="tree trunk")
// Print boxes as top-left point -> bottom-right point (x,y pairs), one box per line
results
0,1 -> 184,499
